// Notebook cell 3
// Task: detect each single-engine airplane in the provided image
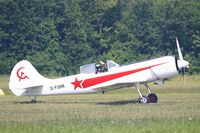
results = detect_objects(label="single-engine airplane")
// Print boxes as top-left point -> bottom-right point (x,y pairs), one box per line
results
9,38 -> 189,103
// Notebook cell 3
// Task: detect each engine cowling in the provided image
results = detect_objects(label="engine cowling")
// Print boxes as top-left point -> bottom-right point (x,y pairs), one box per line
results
151,60 -> 179,79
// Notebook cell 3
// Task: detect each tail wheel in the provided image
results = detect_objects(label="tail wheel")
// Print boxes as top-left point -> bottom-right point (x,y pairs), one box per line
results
31,99 -> 37,103
148,93 -> 158,103
31,96 -> 37,103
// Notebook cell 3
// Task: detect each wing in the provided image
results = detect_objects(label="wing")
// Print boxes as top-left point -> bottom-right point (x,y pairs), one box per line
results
93,78 -> 147,92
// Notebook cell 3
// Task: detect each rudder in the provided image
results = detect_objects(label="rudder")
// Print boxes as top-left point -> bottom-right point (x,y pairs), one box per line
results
9,60 -> 46,96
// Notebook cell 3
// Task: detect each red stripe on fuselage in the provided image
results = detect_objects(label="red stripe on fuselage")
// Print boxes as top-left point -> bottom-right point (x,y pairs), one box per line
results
81,62 -> 166,88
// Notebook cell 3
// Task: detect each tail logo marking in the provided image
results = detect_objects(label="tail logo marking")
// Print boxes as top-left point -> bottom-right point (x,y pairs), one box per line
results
16,67 -> 29,82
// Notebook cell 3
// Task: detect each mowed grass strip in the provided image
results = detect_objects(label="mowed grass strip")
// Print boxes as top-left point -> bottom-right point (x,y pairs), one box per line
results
0,75 -> 200,132
1,120 -> 199,133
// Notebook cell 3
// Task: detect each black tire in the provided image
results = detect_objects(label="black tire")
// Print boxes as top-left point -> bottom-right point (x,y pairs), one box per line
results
148,93 -> 158,103
31,99 -> 37,103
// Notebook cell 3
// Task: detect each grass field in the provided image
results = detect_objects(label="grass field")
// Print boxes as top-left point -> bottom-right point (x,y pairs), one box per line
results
0,75 -> 200,133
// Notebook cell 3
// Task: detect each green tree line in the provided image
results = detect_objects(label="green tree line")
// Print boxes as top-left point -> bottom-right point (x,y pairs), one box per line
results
0,0 -> 199,75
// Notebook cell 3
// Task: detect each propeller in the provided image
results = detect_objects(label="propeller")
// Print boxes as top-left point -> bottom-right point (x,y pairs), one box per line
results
175,57 -> 181,73
176,37 -> 183,61
175,56 -> 186,76
174,37 -> 189,76
174,37 -> 189,88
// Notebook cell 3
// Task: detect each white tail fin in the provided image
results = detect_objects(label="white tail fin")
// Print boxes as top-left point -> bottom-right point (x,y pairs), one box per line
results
9,60 -> 46,96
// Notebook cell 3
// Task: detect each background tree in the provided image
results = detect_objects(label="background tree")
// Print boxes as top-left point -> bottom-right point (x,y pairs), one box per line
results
0,0 -> 199,75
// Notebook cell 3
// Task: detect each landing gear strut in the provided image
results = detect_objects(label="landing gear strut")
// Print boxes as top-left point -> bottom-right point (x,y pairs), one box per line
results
31,96 -> 37,103
135,84 -> 158,104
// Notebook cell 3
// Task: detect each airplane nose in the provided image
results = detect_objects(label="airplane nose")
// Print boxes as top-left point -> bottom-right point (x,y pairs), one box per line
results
178,60 -> 189,69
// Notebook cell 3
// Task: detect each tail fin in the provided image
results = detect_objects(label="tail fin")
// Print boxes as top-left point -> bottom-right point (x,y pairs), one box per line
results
9,60 -> 46,96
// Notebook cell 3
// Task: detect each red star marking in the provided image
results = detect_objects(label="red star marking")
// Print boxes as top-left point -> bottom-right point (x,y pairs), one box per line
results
71,78 -> 83,90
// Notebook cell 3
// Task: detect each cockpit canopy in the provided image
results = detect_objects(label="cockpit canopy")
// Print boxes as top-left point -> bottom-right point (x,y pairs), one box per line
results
80,63 -> 96,74
107,60 -> 120,70
80,60 -> 120,74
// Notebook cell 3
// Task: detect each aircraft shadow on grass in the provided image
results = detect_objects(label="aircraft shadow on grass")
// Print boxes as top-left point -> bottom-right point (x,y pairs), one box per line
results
97,100 -> 138,105
13,101 -> 45,104
13,99 -> 139,105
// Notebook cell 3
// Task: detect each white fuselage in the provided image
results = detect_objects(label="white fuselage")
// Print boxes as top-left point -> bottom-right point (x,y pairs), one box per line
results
22,56 -> 180,96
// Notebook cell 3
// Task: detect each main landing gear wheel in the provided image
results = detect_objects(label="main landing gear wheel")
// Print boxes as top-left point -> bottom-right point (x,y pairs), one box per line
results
138,96 -> 149,104
148,93 -> 158,103
136,84 -> 149,104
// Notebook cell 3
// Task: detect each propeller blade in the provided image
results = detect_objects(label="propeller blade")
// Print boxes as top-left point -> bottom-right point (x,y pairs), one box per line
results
175,57 -> 181,73
176,37 -> 183,60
